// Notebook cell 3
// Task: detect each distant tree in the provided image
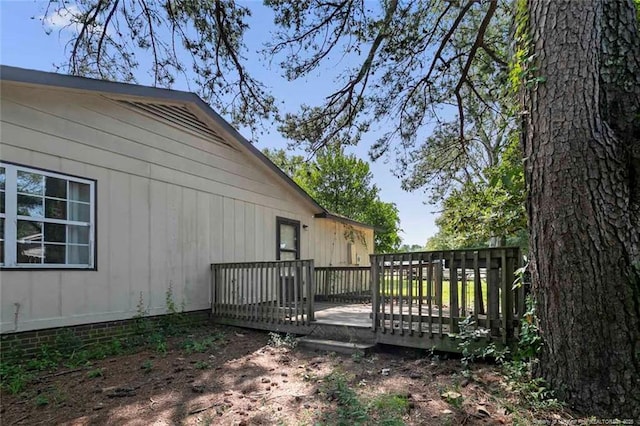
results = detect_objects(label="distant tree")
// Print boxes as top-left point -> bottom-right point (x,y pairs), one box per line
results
262,148 -> 306,177
397,243 -> 424,252
263,147 -> 401,253
433,136 -> 526,247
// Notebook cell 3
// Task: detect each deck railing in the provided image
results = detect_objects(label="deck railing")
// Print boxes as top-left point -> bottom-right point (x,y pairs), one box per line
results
211,260 -> 315,325
315,266 -> 371,303
370,248 -> 524,343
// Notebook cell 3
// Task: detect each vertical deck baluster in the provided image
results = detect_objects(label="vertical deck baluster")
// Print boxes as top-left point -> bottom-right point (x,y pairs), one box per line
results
294,261 -> 300,326
245,265 -> 250,321
271,263 -> 277,323
398,254 -> 404,335
371,255 -> 379,332
449,252 -> 459,334
224,266 -> 229,317
389,255 -> 395,334
436,253 -> 443,338
308,260 -> 315,323
231,266 -> 237,319
380,255 -> 387,333
473,251 -> 480,325
461,254 -> 467,317
486,250 -> 494,340
227,266 -> 232,318
427,252 -> 433,337
408,252 -> 414,336
250,265 -> 255,321
242,265 -> 247,320
417,255 -> 423,336
276,262 -> 282,324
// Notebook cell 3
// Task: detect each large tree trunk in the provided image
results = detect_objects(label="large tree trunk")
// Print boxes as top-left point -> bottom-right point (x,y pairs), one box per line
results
523,0 -> 640,419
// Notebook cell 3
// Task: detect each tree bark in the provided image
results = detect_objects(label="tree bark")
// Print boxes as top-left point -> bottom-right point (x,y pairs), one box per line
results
523,0 -> 640,419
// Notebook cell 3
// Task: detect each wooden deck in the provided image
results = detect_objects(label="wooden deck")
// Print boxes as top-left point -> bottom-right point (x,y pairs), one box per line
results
210,248 -> 525,353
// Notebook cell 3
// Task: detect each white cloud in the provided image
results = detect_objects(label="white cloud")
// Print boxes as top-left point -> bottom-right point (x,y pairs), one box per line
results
41,5 -> 83,33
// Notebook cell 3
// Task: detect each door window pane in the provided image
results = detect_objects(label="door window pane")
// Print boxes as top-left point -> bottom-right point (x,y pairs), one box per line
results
279,224 -> 296,250
17,195 -> 43,217
17,171 -> 44,195
279,251 -> 296,261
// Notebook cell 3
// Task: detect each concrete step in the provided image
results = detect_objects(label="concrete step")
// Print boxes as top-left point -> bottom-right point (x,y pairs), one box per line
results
297,337 -> 377,355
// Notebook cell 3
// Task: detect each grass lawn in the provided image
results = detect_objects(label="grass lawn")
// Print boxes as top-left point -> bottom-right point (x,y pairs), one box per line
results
381,278 -> 488,312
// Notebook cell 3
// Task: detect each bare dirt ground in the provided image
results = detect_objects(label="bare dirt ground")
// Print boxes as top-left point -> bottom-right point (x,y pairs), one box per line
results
1,325 -> 573,425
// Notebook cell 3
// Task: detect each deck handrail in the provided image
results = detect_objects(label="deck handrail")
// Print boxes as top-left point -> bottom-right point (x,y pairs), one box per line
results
314,265 -> 371,303
370,247 -> 524,343
211,259 -> 315,325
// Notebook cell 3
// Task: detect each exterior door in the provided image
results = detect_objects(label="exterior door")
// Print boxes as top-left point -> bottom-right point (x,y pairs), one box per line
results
276,217 -> 301,305
276,217 -> 300,260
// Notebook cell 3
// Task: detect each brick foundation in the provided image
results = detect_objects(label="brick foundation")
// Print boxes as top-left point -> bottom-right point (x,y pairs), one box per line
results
0,310 -> 211,359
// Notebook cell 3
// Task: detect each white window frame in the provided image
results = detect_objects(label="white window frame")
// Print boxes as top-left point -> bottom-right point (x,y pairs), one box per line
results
0,162 -> 96,269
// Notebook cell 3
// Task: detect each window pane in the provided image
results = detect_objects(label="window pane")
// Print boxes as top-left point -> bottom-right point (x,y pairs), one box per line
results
0,191 -> 4,214
279,224 -> 296,250
68,225 -> 89,244
0,167 -> 5,190
69,181 -> 90,202
44,244 -> 66,264
279,251 -> 296,261
17,171 -> 44,195
44,223 -> 66,243
17,195 -> 43,217
17,220 -> 43,240
69,202 -> 90,222
0,241 -> 3,264
45,176 -> 67,199
45,198 -> 67,219
17,242 -> 43,263
68,245 -> 89,265
0,218 -> 4,239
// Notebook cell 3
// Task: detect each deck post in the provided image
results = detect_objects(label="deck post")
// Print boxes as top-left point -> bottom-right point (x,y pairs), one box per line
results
487,252 -> 501,338
502,250 -> 515,340
306,260 -> 315,323
210,264 -> 217,315
370,254 -> 380,332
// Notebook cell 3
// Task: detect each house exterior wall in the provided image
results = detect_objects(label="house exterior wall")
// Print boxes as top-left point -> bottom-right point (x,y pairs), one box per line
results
0,82 -> 373,334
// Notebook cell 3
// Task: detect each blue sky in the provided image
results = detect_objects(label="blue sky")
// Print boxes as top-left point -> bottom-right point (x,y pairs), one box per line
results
0,0 -> 438,246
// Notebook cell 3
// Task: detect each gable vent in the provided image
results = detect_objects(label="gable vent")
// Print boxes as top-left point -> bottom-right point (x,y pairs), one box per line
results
117,100 -> 234,149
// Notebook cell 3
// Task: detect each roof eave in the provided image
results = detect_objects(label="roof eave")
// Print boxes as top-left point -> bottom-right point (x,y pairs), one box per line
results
313,212 -> 377,231
0,65 -> 327,214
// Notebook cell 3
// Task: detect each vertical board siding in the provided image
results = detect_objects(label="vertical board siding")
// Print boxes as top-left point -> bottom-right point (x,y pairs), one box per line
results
0,83 -> 375,333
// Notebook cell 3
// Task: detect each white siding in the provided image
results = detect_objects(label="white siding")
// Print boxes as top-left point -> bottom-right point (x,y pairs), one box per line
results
0,82 -> 374,333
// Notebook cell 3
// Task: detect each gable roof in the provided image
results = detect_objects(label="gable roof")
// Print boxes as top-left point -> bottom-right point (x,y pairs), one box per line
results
0,65 -> 374,230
